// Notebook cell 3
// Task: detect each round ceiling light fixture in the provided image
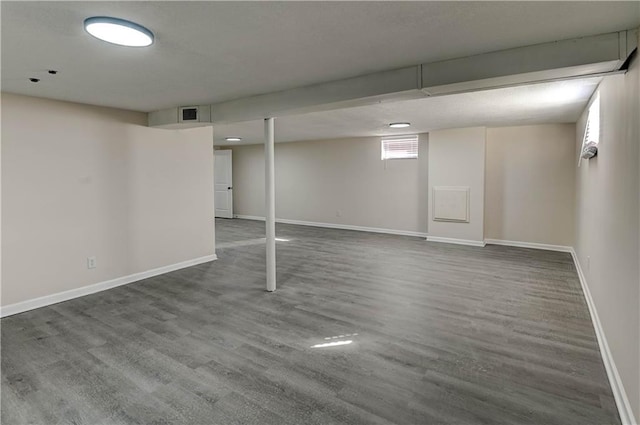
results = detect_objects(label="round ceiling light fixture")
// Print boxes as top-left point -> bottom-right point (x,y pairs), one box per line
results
225,137 -> 242,142
389,122 -> 411,128
84,17 -> 154,47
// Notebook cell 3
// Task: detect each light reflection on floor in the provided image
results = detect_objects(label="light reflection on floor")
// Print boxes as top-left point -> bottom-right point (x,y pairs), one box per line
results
311,340 -> 353,348
311,333 -> 359,348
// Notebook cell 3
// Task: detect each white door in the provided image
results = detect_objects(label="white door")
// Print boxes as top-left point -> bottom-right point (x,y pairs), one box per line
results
214,150 -> 233,218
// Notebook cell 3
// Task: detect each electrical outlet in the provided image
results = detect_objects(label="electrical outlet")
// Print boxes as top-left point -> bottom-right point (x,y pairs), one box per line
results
87,256 -> 97,269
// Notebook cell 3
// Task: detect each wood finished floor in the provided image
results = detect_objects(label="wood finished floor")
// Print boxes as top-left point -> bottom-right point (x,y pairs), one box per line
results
1,219 -> 620,425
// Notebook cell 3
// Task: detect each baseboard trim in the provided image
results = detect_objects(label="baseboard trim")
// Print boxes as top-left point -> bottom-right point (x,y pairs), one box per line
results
234,214 -> 264,221
570,249 -> 636,425
233,215 -> 428,238
484,238 -> 572,253
0,254 -> 218,318
426,236 -> 486,247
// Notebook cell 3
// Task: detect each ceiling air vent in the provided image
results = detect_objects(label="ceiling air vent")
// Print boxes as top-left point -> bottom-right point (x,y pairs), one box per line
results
180,106 -> 199,122
149,105 -> 211,128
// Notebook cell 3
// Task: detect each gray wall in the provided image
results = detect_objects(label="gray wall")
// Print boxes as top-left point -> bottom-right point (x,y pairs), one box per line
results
427,127 -> 486,243
230,124 -> 577,247
230,135 -> 429,234
574,45 -> 640,421
485,124 -> 576,246
2,93 -> 215,307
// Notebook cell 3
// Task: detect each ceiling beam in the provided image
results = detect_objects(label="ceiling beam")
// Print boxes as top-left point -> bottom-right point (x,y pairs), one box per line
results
148,28 -> 637,127
209,66 -> 424,124
421,30 -> 635,96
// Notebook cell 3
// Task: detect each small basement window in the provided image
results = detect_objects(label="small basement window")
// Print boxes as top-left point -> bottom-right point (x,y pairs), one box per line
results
579,92 -> 600,164
381,135 -> 419,160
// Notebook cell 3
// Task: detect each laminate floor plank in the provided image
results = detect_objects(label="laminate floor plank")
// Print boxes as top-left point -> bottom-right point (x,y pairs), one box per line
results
1,219 -> 620,424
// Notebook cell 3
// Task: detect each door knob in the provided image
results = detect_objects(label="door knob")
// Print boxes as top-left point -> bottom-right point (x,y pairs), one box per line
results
228,187 -> 233,190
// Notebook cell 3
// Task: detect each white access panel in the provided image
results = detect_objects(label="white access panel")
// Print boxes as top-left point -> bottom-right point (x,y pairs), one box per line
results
433,186 -> 470,222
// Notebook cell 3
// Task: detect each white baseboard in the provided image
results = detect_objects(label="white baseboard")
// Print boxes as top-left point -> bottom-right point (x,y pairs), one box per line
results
234,214 -> 264,221
426,236 -> 486,247
570,249 -> 636,425
233,215 -> 428,238
485,238 -> 572,253
0,254 -> 217,318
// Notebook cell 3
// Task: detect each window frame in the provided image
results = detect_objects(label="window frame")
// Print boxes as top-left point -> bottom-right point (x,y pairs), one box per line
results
579,91 -> 600,165
381,134 -> 419,160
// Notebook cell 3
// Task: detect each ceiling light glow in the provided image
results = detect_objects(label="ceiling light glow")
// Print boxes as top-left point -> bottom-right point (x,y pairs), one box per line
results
84,17 -> 154,47
389,122 -> 411,128
225,137 -> 242,142
311,340 -> 353,348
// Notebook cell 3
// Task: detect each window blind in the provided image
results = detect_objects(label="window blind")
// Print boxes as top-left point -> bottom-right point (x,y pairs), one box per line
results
381,135 -> 419,160
583,92 -> 600,146
579,92 -> 600,165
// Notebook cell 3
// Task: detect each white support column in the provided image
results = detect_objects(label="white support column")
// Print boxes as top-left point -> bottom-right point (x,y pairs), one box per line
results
264,117 -> 276,292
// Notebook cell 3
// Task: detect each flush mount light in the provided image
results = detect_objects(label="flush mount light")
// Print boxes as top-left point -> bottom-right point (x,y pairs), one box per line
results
225,137 -> 242,142
389,122 -> 411,128
84,17 -> 154,47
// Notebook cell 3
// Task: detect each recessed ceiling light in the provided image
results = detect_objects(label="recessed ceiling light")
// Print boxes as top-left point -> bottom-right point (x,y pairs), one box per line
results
389,122 -> 411,128
225,137 -> 242,142
84,17 -> 154,47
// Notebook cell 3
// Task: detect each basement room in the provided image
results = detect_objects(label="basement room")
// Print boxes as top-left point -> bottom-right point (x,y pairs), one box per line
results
1,2 -> 639,424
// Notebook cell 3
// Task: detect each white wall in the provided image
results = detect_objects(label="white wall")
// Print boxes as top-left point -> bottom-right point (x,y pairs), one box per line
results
1,93 -> 215,307
231,125 -> 577,248
485,124 -> 576,247
230,135 -> 429,234
574,45 -> 639,422
427,127 -> 486,243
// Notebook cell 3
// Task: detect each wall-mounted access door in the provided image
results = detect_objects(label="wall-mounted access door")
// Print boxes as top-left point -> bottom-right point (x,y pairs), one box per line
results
432,186 -> 470,223
214,150 -> 233,218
